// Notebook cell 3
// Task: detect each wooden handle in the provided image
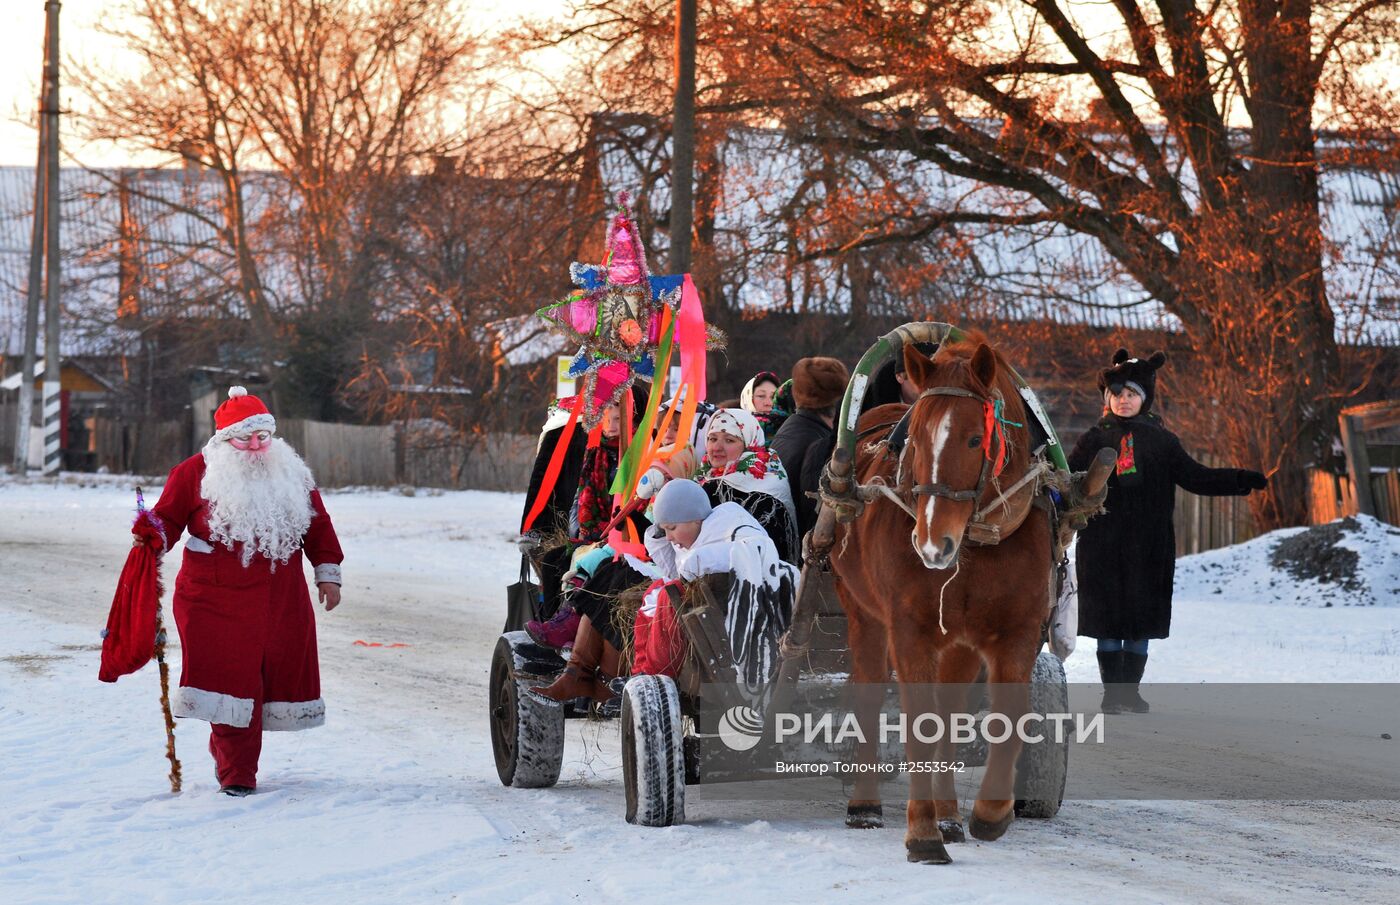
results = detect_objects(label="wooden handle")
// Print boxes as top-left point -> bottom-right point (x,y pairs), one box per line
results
1082,447 -> 1116,498
826,445 -> 853,496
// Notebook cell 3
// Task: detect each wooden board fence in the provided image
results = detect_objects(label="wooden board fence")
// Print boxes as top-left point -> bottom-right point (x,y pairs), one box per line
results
1307,466 -> 1400,527
278,419 -> 397,488
1172,456 -> 1258,558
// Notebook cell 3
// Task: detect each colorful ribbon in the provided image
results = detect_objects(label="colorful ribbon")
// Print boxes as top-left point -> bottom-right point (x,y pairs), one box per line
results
521,392 -> 586,533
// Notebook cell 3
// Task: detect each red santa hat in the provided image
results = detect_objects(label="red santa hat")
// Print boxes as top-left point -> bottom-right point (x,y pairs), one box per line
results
213,386 -> 276,440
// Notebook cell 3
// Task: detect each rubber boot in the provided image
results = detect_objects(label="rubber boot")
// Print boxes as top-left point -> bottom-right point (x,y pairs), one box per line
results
532,616 -> 614,703
1096,650 -> 1125,714
1120,652 -> 1150,713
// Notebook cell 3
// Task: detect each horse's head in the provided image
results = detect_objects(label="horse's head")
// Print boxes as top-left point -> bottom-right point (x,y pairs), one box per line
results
900,339 -> 1001,570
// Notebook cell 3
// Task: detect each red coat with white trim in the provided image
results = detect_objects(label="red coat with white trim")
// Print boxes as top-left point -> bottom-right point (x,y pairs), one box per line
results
143,453 -> 343,731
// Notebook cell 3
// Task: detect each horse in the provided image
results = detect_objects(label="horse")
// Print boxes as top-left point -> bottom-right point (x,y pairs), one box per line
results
829,334 -> 1052,864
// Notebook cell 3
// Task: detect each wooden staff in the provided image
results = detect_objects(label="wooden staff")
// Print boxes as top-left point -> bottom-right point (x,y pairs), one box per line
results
138,486 -> 181,793
153,612 -> 182,794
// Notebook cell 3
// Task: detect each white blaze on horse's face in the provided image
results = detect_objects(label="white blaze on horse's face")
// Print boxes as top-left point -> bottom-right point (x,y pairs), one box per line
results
912,403 -> 965,571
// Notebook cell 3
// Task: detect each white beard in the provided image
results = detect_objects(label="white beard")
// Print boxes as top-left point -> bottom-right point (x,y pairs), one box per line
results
200,437 -> 316,567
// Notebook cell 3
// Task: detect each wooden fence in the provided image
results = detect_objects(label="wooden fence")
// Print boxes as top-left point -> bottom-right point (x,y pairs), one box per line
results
76,413 -> 535,492
278,419 -> 534,491
1171,453 -> 1260,557
1307,467 -> 1400,525
53,411 -> 1400,552
278,419 -> 398,488
92,415 -> 188,476
398,428 -> 535,492
0,399 -> 24,464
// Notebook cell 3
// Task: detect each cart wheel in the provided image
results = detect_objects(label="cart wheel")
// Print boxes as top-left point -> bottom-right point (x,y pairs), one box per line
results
1015,650 -> 1069,818
621,675 -> 686,826
489,632 -> 565,788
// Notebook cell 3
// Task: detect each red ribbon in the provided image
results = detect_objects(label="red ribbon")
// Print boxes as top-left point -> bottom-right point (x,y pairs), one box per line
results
983,401 -> 1009,478
521,392 -> 586,533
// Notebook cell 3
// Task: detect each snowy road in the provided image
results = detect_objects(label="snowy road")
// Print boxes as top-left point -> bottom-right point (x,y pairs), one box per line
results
1,479 -> 1397,905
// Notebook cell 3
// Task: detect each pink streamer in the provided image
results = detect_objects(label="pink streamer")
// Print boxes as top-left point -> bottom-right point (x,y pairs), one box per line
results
678,274 -> 708,402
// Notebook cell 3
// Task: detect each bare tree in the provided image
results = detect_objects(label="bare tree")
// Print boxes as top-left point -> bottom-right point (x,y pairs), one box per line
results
687,0 -> 1400,528
76,0 -> 476,417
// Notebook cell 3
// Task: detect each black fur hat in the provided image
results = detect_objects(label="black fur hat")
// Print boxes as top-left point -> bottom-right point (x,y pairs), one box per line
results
1097,349 -> 1167,413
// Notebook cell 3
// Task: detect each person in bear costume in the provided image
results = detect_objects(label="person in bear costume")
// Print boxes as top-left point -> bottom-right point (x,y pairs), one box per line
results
1068,350 -> 1268,713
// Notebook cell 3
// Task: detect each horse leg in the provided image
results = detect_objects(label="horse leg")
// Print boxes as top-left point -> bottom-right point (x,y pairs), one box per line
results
843,606 -> 888,829
968,644 -> 1035,842
889,630 -> 951,864
930,643 -> 983,843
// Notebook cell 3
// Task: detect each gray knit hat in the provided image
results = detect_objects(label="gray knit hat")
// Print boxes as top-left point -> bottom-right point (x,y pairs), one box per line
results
653,479 -> 712,525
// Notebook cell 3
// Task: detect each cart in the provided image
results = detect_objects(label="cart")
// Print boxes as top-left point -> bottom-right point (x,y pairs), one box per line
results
489,322 -> 1111,826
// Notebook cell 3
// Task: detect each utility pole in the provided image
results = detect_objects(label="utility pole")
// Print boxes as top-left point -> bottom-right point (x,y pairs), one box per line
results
12,10 -> 53,474
40,0 -> 62,476
669,0 -> 696,273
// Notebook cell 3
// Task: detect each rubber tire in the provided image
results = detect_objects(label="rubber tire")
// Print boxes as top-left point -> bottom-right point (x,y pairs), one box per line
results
621,675 -> 686,826
489,633 -> 566,788
1014,650 -> 1069,818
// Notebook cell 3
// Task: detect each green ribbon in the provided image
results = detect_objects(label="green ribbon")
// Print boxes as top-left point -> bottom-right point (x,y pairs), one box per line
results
993,398 -> 1023,430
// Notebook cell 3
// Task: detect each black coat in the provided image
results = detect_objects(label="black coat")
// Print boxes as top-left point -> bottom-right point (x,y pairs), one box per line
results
1068,415 -> 1254,640
520,424 -> 586,535
771,410 -> 834,539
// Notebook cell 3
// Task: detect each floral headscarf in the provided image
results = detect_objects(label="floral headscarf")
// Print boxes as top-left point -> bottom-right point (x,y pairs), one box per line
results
701,409 -> 796,521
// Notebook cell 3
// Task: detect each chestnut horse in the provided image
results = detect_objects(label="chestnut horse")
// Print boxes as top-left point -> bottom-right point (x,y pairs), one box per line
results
830,335 -> 1052,864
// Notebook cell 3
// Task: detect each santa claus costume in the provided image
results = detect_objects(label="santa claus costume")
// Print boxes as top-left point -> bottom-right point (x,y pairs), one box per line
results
133,386 -> 344,795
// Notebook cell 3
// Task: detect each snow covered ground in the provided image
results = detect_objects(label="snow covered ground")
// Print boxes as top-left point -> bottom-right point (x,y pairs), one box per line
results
1,478 -> 1397,905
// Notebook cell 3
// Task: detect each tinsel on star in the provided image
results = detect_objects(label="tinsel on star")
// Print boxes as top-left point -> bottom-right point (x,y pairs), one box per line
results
522,193 -> 722,552
537,193 -> 717,431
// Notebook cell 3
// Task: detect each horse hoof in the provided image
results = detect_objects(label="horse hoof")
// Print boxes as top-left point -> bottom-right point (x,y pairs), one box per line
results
906,838 -> 953,864
846,804 -> 883,829
938,819 -> 966,843
968,809 -> 1014,842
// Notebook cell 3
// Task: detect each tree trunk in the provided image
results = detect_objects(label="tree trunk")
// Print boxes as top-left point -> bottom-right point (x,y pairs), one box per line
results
1238,0 -> 1341,528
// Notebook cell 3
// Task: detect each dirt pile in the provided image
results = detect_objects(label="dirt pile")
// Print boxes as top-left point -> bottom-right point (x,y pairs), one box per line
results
1268,518 -> 1365,593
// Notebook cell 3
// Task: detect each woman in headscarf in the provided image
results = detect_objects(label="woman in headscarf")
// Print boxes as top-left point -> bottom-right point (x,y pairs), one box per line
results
525,384 -> 649,649
739,371 -> 788,441
531,406 -> 800,699
699,408 -> 799,564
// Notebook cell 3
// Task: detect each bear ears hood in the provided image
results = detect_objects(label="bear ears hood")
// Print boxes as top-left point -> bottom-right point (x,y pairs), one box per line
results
1097,349 -> 1167,414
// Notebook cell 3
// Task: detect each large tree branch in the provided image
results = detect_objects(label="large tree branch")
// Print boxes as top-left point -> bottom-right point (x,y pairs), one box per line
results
1030,0 -> 1193,224
1155,0 -> 1242,205
1312,0 -> 1395,78
791,209 -> 1066,263
816,113 -> 1197,325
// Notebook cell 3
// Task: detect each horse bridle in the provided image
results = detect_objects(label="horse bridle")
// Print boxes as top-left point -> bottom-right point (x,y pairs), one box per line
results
907,386 -> 1002,504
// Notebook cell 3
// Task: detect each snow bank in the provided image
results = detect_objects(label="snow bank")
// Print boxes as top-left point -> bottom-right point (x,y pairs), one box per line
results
1174,515 -> 1400,607
3,482 -> 1399,904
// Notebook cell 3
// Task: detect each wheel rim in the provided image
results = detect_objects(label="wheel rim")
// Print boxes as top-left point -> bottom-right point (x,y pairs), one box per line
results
489,649 -> 517,779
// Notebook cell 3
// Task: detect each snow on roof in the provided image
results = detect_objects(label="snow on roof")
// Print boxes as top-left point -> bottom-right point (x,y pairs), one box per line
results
593,119 -> 1399,345
0,166 -> 304,359
480,313 -> 570,367
0,167 -> 131,357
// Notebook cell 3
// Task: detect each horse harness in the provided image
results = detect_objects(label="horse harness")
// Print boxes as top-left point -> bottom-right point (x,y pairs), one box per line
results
861,385 -> 1044,545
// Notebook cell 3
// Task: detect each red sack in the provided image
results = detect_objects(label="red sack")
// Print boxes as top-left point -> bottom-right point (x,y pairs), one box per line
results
98,544 -> 163,683
632,579 -> 687,678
